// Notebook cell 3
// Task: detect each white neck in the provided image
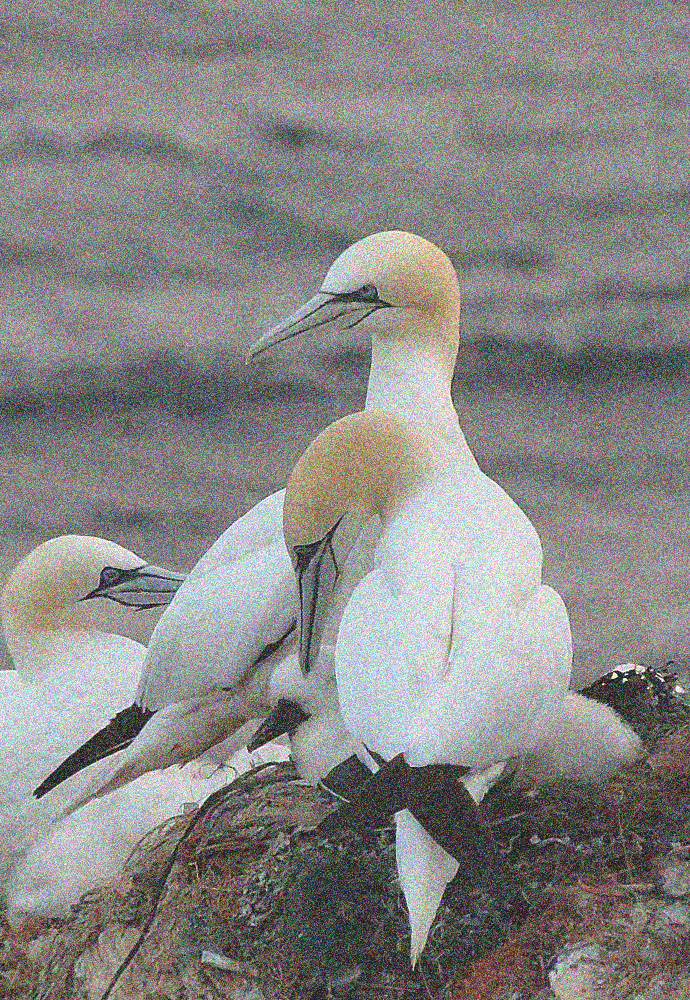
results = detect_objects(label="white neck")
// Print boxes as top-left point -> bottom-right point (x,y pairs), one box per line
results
365,341 -> 477,467
5,625 -> 92,680
2,600 -> 115,680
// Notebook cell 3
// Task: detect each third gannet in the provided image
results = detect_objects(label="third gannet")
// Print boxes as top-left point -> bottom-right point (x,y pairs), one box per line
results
0,536 -> 229,921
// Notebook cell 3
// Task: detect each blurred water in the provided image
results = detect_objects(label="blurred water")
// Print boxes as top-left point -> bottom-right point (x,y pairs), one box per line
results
0,0 -> 689,681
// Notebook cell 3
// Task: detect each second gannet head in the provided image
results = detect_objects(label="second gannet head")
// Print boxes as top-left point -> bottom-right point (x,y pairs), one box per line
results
283,411 -> 432,674
248,231 -> 462,377
1,535 -> 185,644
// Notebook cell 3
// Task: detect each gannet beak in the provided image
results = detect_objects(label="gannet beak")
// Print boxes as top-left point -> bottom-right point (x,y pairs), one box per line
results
81,564 -> 186,609
293,524 -> 342,675
247,289 -> 390,360
247,699 -> 310,751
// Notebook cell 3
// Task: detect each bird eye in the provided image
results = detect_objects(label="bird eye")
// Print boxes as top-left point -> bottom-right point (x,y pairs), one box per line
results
358,284 -> 379,302
99,566 -> 122,588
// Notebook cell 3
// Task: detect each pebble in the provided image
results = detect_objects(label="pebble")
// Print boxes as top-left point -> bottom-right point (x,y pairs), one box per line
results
661,862 -> 690,898
548,941 -> 608,1000
632,975 -> 690,1000
651,902 -> 690,939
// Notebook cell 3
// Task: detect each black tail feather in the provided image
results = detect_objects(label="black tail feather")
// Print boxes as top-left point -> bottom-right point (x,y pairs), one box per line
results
406,763 -> 517,896
34,704 -> 154,799
320,754 -> 374,801
318,753 -> 410,833
318,755 -> 516,896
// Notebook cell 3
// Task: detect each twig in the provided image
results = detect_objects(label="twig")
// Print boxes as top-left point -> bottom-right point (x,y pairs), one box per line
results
572,877 -> 656,897
490,810 -> 529,827
616,805 -> 634,882
416,964 -> 435,1000
100,779 -> 237,1000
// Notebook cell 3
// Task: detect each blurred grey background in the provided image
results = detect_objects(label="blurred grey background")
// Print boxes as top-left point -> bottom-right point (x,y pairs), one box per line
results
1,0 -> 689,681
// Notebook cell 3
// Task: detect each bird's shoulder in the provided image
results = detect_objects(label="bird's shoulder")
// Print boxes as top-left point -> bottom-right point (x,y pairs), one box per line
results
185,489 -> 286,584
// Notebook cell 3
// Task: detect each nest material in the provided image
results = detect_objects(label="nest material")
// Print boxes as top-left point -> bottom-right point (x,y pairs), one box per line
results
4,751 -> 690,1000
5,667 -> 690,1000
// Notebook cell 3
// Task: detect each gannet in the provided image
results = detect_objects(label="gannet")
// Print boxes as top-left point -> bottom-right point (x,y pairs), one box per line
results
2,534 -> 185,679
0,535 -> 231,921
41,228 -> 624,811
282,410 -> 575,965
33,492 -> 297,803
249,230 -> 466,447
34,231 -> 471,803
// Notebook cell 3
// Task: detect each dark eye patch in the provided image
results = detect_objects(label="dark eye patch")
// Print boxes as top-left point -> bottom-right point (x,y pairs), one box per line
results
99,566 -> 123,588
330,284 -> 386,306
358,283 -> 379,302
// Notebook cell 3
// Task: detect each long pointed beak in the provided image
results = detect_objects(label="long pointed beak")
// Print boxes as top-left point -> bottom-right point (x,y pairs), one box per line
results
81,565 -> 186,609
247,290 -> 386,360
295,532 -> 340,675
247,293 -> 340,359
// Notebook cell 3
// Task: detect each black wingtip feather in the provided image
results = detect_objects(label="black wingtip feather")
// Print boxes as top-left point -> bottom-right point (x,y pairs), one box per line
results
318,756 -> 515,894
247,698 -> 309,751
34,704 -> 154,799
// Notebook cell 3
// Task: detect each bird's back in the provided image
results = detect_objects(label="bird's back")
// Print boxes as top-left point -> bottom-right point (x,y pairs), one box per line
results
335,464 -> 571,767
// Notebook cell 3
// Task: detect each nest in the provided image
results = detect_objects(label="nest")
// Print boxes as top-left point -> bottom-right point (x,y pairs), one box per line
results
4,667 -> 690,1000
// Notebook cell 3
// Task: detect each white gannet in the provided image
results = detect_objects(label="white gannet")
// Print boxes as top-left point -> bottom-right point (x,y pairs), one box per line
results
36,230 -> 620,807
0,535 -> 231,921
35,231 -> 470,803
33,492 -> 298,803
281,410 -> 575,965
2,534 -> 185,680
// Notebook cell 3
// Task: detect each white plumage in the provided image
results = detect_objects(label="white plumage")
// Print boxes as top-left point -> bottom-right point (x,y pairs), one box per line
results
44,231 -> 633,819
250,232 -> 639,799
281,410 -> 572,963
0,535 -> 231,923
47,231 -> 470,800
51,495 -> 297,807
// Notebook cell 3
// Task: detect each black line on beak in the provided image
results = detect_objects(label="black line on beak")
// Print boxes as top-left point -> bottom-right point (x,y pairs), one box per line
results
293,517 -> 343,674
344,305 -> 379,329
252,296 -> 346,356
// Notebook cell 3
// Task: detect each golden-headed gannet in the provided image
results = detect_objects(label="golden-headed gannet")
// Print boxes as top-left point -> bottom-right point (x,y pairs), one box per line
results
282,410 -> 574,965
34,231 -> 468,803
2,534 -> 185,679
249,230 -> 467,445
243,231 -> 477,786
0,536 -> 231,922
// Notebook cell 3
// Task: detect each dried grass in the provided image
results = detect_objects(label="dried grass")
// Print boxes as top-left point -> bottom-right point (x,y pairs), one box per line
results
4,749 -> 690,999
